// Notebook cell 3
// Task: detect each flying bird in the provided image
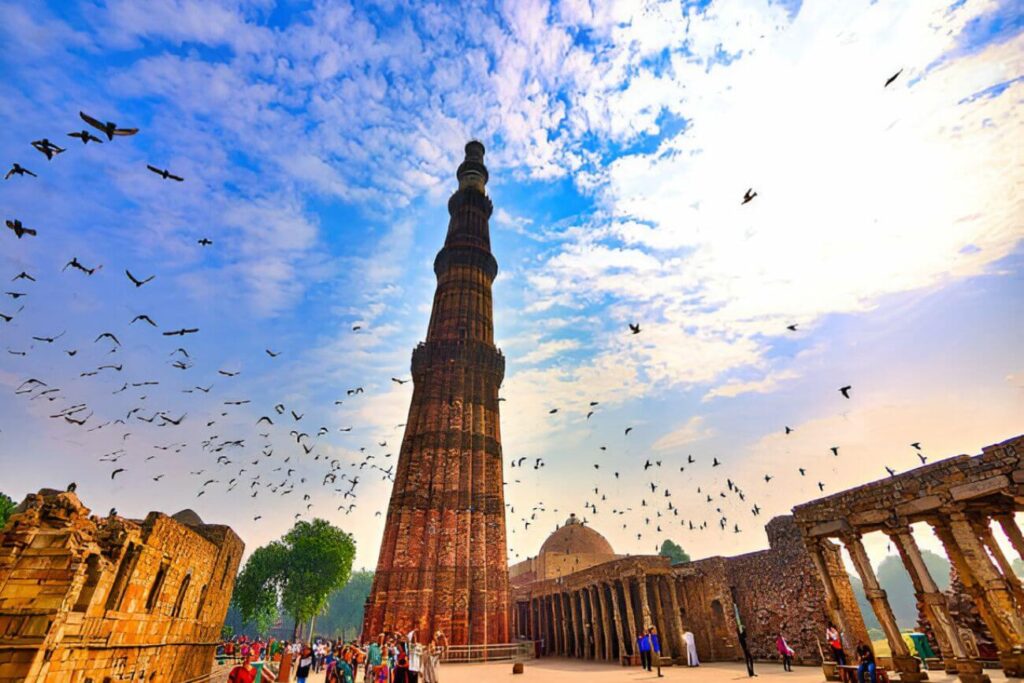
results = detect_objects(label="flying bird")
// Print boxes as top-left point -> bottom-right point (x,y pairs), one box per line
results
266,349 -> 280,357
125,270 -> 155,287
111,468 -> 125,479
79,111 -> 139,140
31,138 -> 65,159
391,377 -> 410,384
163,328 -> 199,336
742,188 -> 757,204
5,219 -> 36,239
95,332 -> 121,346
12,272 -> 35,282
64,258 -> 97,275
884,68 -> 903,88
839,385 -> 852,399
131,314 -> 157,326
146,165 -> 184,182
68,129 -> 104,144
629,323 -> 641,334
5,163 -> 36,180
197,238 -> 213,246
786,324 -> 798,331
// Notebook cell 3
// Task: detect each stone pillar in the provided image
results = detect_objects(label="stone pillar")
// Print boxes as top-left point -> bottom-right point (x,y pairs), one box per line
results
974,517 -> 1024,605
806,539 -> 858,649
994,514 -> 1024,563
597,583 -> 613,661
609,582 -> 627,660
664,576 -> 687,661
842,533 -> 925,682
622,577 -> 639,654
529,597 -> 537,640
575,590 -> 586,659
946,512 -> 1024,676
558,591 -> 569,656
650,576 -> 672,660
547,595 -> 557,656
637,573 -> 653,630
887,525 -> 988,682
566,591 -> 577,657
584,587 -> 597,660
932,520 -> 1012,649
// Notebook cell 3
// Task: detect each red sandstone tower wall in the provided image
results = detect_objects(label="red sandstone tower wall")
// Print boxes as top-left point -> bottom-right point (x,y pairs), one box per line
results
362,141 -> 510,645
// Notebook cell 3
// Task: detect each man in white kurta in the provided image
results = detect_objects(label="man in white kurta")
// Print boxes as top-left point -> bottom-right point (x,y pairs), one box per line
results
683,631 -> 700,666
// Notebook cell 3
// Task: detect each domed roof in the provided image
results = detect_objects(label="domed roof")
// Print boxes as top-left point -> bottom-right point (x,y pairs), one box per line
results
539,513 -> 614,556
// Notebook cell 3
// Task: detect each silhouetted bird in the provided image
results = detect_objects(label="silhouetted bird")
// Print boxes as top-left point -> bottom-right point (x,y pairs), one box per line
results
79,111 -> 139,140
839,385 -> 852,399
884,68 -> 903,88
4,163 -> 36,180
5,219 -> 36,238
146,164 -> 184,181
742,188 -> 757,204
68,130 -> 103,144
31,138 -> 65,159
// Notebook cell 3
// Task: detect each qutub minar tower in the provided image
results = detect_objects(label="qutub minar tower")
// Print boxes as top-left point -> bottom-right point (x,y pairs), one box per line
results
362,141 -> 510,645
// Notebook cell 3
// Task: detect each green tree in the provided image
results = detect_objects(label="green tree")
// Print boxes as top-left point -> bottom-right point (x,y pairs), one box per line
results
318,570 -> 374,639
659,539 -> 691,565
221,624 -> 235,640
231,518 -> 356,639
0,492 -> 16,529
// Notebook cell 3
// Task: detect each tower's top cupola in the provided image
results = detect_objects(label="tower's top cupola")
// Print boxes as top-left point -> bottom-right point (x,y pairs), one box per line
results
457,140 -> 488,193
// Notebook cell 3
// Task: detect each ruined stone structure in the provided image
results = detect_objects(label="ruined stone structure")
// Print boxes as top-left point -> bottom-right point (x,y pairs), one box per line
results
363,141 -> 510,645
0,489 -> 243,683
512,514 -> 855,668
794,433 -> 1024,683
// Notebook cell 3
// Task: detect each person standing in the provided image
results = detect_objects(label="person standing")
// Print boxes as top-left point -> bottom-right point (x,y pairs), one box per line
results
408,636 -> 422,683
683,630 -> 700,667
637,630 -> 651,671
776,633 -> 794,672
421,632 -> 445,683
227,655 -> 258,683
296,646 -> 313,683
738,628 -> 756,677
647,627 -> 663,678
826,623 -> 846,667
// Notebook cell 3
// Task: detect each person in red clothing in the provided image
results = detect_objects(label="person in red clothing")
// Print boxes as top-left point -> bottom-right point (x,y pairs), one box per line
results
227,655 -> 257,683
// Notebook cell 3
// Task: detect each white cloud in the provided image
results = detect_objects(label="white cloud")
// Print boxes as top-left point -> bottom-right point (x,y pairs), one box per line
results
651,416 -> 714,452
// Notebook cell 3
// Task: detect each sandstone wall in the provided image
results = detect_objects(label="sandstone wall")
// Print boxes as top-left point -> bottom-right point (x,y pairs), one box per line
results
0,489 -> 243,683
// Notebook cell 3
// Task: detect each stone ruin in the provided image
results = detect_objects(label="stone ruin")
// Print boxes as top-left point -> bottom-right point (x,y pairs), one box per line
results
0,488 -> 243,683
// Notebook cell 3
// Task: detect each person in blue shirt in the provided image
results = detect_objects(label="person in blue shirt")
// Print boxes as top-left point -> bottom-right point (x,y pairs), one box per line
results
637,629 -> 652,671
647,627 -> 663,677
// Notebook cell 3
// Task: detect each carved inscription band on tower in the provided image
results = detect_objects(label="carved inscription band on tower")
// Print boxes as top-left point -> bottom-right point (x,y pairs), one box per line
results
362,141 -> 510,645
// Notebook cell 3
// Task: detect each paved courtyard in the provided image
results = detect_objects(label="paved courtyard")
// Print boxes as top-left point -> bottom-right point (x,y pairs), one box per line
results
286,658 -> 1013,683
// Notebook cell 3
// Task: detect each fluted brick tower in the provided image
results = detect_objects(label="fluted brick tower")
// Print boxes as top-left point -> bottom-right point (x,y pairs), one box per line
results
362,141 -> 510,645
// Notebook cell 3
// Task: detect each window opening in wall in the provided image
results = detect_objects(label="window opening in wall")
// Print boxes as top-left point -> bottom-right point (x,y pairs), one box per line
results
73,553 -> 102,612
172,571 -> 192,618
146,562 -> 169,612
105,543 -> 139,612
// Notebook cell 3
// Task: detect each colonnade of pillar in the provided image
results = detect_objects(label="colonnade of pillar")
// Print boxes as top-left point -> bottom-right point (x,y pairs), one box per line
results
806,509 -> 1024,683
518,572 -> 690,664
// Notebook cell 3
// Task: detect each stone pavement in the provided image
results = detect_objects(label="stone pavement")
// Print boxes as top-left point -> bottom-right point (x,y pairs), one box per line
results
284,660 -> 1014,683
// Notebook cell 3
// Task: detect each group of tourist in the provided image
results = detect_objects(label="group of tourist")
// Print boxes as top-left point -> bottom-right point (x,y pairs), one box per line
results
225,628 -> 448,683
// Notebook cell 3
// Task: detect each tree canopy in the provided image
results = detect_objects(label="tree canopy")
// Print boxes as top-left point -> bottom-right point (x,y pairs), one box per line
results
659,539 -> 691,565
0,492 -> 16,529
317,570 -> 374,639
231,518 -> 356,637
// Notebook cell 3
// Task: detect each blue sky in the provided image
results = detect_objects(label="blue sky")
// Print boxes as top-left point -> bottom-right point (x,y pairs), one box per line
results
1,0 -> 1022,580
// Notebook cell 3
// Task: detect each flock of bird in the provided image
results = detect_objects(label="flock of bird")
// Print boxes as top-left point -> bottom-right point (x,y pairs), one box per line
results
4,64 -> 933,566
3,111 -> 404,530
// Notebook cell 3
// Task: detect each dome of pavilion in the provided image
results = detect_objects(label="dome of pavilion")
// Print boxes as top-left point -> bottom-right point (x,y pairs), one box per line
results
539,513 -> 614,556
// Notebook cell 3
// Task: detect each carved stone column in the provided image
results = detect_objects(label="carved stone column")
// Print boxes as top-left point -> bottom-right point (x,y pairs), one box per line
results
584,586 -> 598,660
650,576 -> 672,660
842,533 -> 925,682
973,517 -> 1024,605
558,591 -> 569,656
637,573 -> 653,630
664,576 -> 687,662
622,577 -> 639,654
994,514 -> 1024,563
945,511 -> 1024,676
805,538 -> 858,650
598,585 -> 610,659
611,581 -> 629,658
887,524 -> 988,682
578,590 -> 589,659
547,595 -> 557,656
566,591 -> 579,657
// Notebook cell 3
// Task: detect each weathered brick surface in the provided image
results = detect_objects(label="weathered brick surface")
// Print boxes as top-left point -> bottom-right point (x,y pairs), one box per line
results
0,489 -> 243,683
511,516 -> 841,666
363,141 -> 510,645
